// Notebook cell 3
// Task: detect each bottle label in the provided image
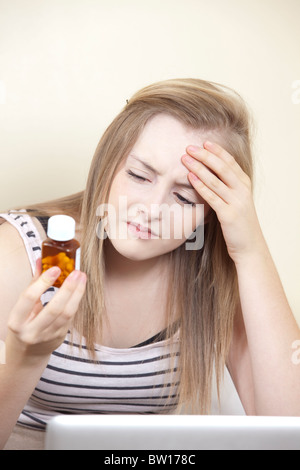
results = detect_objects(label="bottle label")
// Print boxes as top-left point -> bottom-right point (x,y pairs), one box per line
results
75,248 -> 81,270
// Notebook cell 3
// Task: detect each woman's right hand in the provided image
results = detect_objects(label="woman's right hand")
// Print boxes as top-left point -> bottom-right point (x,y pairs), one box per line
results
5,258 -> 87,364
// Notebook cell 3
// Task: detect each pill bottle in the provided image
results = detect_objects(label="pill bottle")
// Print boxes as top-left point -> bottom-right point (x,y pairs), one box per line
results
41,215 -> 80,288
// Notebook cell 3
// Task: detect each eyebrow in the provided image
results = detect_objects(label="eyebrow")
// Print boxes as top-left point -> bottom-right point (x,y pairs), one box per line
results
128,154 -> 195,190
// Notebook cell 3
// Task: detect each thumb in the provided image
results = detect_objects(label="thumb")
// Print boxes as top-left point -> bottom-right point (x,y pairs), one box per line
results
32,258 -> 42,282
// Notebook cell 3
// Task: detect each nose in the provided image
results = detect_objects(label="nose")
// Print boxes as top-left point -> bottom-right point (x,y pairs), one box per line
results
128,203 -> 162,224
141,187 -> 170,223
127,187 -> 169,229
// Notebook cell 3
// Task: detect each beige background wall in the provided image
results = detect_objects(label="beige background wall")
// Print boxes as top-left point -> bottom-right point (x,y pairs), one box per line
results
0,0 -> 299,324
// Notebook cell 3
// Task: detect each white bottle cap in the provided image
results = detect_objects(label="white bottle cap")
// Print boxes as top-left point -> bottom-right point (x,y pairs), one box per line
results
47,215 -> 76,241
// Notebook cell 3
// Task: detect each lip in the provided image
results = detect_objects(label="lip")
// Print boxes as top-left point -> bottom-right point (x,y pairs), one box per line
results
127,221 -> 159,239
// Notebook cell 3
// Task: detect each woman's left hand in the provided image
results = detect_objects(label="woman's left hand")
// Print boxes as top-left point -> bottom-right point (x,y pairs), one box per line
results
182,141 -> 266,265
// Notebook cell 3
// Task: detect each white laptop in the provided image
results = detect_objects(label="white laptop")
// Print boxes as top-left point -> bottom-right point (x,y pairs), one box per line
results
45,414 -> 300,450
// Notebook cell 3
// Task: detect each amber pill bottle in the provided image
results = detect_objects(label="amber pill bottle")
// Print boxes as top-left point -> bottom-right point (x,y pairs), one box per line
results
41,215 -> 80,288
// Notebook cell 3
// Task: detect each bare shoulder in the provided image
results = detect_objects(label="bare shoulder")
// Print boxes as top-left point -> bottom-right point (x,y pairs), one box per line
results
0,220 -> 33,339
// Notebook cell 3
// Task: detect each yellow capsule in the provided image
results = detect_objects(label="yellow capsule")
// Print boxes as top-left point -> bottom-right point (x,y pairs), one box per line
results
66,261 -> 74,273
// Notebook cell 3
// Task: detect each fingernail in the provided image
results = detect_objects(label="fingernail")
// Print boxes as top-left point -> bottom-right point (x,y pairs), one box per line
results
187,145 -> 201,153
79,273 -> 87,284
189,172 -> 200,181
66,270 -> 81,282
204,140 -> 213,148
46,266 -> 61,278
183,154 -> 195,164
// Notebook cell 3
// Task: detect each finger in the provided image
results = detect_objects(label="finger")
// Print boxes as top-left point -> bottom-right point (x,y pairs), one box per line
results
185,146 -> 238,189
182,154 -> 230,203
10,266 -> 62,326
188,172 -> 227,213
41,272 -> 87,333
27,299 -> 44,322
34,258 -> 42,279
26,260 -> 52,321
63,273 -> 87,319
28,258 -> 42,286
203,141 -> 248,181
32,271 -> 86,331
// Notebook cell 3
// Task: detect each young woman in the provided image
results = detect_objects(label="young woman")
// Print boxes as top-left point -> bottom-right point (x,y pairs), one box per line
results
1,78 -> 299,450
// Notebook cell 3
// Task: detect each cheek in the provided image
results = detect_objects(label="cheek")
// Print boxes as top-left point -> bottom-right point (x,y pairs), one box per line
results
171,206 -> 205,241
108,174 -> 143,217
149,205 -> 205,242
108,174 -> 128,204
107,177 -> 131,223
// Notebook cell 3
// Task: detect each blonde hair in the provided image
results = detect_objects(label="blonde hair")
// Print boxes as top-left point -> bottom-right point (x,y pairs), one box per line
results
16,78 -> 254,413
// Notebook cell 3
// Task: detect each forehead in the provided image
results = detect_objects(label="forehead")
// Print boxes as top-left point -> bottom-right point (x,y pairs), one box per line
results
131,114 -> 205,163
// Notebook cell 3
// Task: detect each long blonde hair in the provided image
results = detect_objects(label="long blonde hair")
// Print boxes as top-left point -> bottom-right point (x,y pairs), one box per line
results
16,78 -> 254,413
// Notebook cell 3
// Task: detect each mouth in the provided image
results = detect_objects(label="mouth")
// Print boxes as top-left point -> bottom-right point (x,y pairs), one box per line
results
127,221 -> 159,239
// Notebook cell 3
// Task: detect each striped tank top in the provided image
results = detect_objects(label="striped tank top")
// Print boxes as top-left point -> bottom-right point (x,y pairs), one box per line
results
0,210 -> 180,430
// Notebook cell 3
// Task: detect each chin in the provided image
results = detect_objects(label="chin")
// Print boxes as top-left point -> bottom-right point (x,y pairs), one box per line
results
108,236 -> 185,262
110,239 -> 159,260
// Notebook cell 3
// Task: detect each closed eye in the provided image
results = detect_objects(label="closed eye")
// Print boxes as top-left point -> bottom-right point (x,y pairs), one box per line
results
126,170 -> 196,207
126,170 -> 148,182
175,193 -> 196,207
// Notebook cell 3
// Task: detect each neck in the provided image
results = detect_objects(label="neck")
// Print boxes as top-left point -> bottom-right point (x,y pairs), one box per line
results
103,239 -> 170,285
